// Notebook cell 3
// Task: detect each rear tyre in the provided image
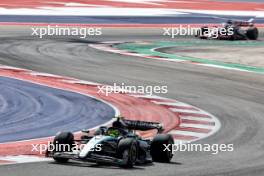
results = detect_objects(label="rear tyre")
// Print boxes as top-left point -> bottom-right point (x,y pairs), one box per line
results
201,26 -> 209,34
52,132 -> 74,163
197,26 -> 209,39
150,134 -> 174,163
246,27 -> 258,40
117,138 -> 138,168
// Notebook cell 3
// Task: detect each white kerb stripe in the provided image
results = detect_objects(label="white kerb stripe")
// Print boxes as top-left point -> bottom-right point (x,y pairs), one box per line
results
179,123 -> 215,129
169,130 -> 207,138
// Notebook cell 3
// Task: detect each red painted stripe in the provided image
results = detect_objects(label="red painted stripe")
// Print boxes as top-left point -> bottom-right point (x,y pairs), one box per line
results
150,55 -> 163,58
172,134 -> 199,141
175,127 -> 212,133
181,119 -> 215,126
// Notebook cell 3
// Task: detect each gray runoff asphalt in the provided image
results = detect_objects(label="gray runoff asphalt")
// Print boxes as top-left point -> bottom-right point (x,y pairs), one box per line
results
0,27 -> 264,176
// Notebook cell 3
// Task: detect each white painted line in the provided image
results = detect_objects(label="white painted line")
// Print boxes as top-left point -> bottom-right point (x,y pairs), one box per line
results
114,49 -> 131,53
174,139 -> 190,144
93,46 -> 108,50
179,115 -> 212,120
169,130 -> 206,138
152,101 -> 188,106
129,94 -> 169,100
145,56 -> 186,62
92,46 -> 110,50
122,53 -> 148,57
180,116 -> 215,122
170,108 -> 204,114
196,63 -> 250,72
0,65 -> 26,70
106,49 -> 125,53
62,79 -> 102,86
29,72 -> 63,78
100,41 -> 123,44
89,44 -> 130,54
169,106 -> 199,111
0,7 -> 189,16
0,155 -> 52,164
179,123 -> 214,129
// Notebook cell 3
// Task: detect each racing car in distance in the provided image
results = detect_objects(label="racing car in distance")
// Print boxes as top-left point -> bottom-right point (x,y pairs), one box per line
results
46,117 -> 174,168
196,19 -> 259,40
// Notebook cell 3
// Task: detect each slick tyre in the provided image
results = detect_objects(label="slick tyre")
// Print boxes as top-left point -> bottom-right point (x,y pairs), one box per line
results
117,138 -> 138,168
150,134 -> 174,163
246,27 -> 259,40
52,131 -> 74,163
198,26 -> 209,39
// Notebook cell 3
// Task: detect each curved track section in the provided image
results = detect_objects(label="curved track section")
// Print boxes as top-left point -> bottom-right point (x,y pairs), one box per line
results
0,76 -> 115,143
0,31 -> 264,176
90,40 -> 264,74
0,64 -> 180,161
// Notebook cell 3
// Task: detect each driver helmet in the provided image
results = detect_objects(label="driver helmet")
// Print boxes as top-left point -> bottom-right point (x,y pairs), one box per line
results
107,128 -> 120,137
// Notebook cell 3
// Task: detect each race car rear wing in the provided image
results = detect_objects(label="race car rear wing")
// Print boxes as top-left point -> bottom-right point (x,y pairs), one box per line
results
231,18 -> 255,27
122,119 -> 164,133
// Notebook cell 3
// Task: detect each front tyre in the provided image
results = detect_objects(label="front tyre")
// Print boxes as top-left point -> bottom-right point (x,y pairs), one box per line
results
117,138 -> 138,168
52,131 -> 74,163
150,134 -> 174,163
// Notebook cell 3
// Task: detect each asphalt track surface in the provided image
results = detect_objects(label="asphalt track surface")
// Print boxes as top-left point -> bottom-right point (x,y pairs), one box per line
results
0,28 -> 264,176
0,76 -> 115,143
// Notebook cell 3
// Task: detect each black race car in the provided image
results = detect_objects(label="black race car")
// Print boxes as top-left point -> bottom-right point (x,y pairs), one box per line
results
46,117 -> 174,168
196,19 -> 259,40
